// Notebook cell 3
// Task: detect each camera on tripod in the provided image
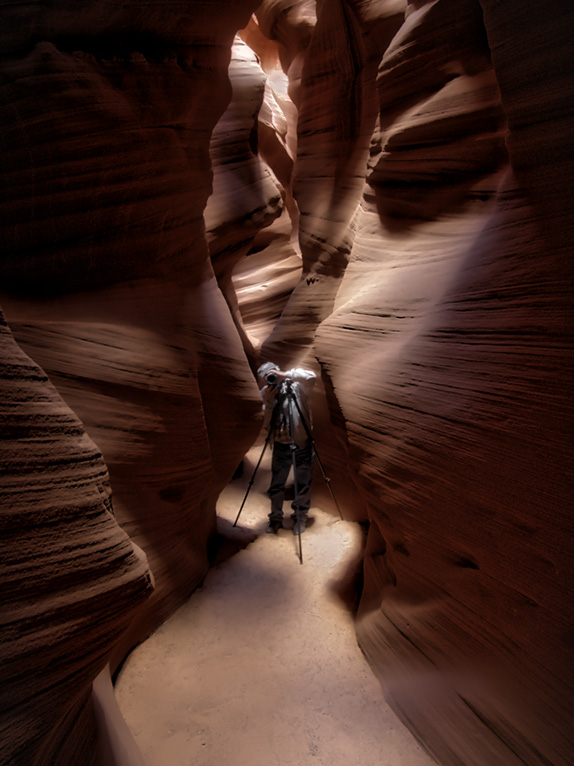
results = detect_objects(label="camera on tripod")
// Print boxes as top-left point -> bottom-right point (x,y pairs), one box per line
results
266,372 -> 293,388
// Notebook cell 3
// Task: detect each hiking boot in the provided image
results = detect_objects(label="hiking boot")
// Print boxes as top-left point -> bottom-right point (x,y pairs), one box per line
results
266,519 -> 282,534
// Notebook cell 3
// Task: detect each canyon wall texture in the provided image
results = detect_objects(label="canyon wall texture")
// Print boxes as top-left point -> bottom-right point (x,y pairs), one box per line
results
1,0 -> 572,765
254,1 -> 573,766
0,310 -> 154,764
0,2 -> 263,763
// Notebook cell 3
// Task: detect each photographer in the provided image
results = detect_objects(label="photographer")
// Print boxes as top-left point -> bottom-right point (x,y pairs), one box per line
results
257,362 -> 317,535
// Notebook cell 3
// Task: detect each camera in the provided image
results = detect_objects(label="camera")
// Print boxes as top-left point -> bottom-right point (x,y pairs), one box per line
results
266,372 -> 278,385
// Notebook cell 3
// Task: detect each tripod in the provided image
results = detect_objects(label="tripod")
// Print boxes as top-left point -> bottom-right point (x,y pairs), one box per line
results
233,378 -> 344,564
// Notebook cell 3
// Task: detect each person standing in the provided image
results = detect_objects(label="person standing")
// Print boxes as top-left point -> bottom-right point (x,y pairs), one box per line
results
257,362 -> 316,535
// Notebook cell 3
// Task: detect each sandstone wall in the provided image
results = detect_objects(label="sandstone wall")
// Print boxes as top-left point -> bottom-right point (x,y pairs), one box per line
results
204,33 -> 301,366
0,310 -> 153,764
1,0 -> 572,765
0,2 -> 263,762
256,1 -> 573,765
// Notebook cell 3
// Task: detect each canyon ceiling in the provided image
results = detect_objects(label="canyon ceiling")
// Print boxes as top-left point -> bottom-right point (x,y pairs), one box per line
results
0,1 -> 572,765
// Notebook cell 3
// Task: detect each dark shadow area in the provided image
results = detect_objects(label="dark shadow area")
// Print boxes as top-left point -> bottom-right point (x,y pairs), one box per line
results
208,516 -> 259,568
328,520 -> 367,617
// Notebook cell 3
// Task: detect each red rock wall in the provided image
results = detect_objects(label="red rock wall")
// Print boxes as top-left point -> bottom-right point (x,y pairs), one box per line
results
0,310 -> 153,764
256,1 -> 574,765
0,2 -> 263,762
1,0 -> 572,765
205,34 -> 300,366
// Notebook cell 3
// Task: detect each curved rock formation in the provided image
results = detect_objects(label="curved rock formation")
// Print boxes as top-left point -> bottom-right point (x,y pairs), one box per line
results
1,0 -> 572,764
205,34 -> 299,363
0,310 -> 153,764
259,1 -> 574,765
0,1 -> 263,762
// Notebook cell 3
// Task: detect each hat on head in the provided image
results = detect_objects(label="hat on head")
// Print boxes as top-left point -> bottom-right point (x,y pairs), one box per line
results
257,361 -> 278,378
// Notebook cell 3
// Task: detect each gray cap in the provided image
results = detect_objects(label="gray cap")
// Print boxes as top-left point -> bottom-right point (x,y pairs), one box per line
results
257,361 -> 278,378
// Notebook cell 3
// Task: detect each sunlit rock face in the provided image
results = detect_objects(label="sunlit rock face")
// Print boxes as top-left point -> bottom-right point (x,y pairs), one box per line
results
205,33 -> 300,364
0,1 -> 262,761
259,1 -> 573,765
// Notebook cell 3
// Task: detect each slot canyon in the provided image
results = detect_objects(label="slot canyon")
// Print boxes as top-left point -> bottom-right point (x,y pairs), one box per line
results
0,1 -> 572,764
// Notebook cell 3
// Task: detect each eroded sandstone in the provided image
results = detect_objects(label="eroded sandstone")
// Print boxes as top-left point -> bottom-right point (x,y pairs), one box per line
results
256,2 -> 573,765
1,0 -> 572,764
0,2 -> 263,762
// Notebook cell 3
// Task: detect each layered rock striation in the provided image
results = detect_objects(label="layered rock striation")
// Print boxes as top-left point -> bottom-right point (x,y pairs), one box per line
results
1,0 -> 572,765
256,1 -> 574,765
0,310 -> 153,764
0,1 -> 263,762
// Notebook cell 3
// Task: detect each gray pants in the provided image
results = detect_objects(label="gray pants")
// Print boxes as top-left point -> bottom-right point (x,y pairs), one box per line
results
268,441 -> 314,521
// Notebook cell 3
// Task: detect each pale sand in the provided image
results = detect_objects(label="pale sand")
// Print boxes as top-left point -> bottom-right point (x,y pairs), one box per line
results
115,443 -> 436,766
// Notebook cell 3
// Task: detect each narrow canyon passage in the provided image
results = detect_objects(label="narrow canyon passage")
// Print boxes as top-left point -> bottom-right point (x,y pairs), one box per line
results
115,441 -> 436,766
0,2 -> 571,763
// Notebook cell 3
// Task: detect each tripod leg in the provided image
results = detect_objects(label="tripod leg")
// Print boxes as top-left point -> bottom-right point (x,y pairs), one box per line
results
284,390 -> 304,564
233,435 -> 271,527
289,442 -> 303,564
289,390 -> 344,520
310,448 -> 344,521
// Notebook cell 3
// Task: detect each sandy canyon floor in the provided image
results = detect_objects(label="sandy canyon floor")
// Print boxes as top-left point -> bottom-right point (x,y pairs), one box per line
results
115,442 -> 437,766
